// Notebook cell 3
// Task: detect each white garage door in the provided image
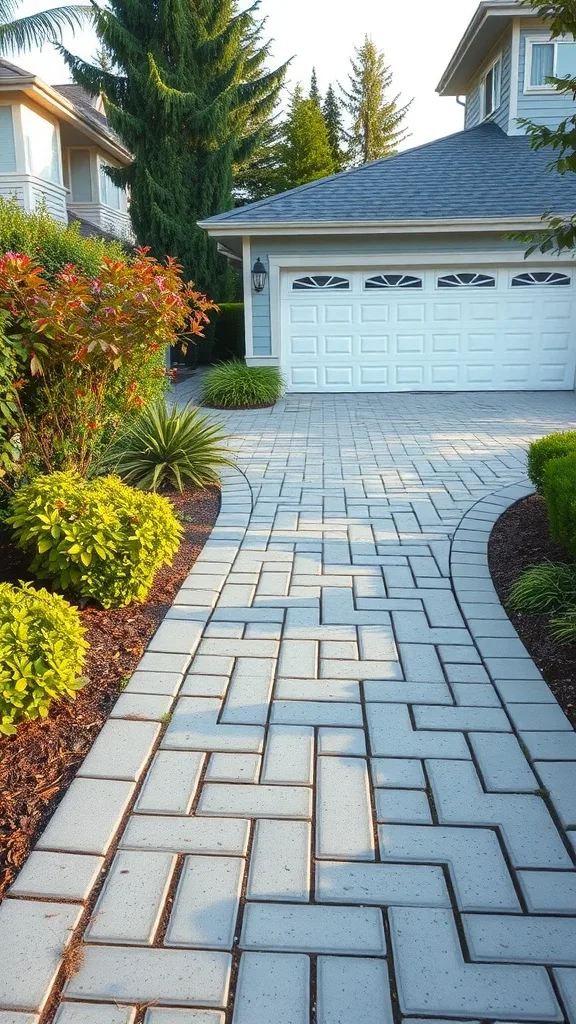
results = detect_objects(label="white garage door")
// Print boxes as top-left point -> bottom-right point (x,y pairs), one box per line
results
280,268 -> 576,392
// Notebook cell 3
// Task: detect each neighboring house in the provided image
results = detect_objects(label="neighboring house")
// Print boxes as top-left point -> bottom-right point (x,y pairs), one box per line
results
201,0 -> 576,394
0,58 -> 132,241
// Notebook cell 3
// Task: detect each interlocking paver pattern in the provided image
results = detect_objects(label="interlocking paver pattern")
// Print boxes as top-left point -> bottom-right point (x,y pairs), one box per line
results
6,390 -> 576,1021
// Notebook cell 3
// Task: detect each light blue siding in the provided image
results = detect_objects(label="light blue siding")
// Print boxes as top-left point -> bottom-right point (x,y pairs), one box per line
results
464,35 -> 512,131
248,234 -> 524,357
517,28 -> 576,130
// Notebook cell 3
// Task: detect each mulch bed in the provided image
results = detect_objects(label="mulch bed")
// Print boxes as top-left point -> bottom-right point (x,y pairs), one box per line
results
0,485 -> 220,899
488,492 -> 576,727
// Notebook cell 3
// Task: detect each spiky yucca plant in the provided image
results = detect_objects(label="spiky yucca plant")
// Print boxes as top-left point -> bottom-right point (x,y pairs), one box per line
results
202,360 -> 284,409
107,401 -> 234,492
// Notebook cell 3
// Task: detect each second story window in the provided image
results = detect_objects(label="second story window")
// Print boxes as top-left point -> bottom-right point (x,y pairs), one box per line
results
99,158 -> 124,211
482,57 -> 501,118
527,38 -> 576,90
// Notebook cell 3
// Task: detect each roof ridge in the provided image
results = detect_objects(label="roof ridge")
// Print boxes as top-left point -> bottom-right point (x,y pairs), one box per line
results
209,123 -> 505,224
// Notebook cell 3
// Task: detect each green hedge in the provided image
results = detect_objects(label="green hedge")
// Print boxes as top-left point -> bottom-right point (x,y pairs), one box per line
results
212,303 -> 245,361
543,454 -> 576,557
528,432 -> 576,493
0,197 -> 126,277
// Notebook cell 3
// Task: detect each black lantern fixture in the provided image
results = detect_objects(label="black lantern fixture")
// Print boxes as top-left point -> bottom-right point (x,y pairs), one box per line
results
252,257 -> 267,293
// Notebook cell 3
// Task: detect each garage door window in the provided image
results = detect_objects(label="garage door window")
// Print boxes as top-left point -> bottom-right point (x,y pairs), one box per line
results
512,271 -> 571,287
438,272 -> 496,288
292,275 -> 350,290
365,274 -> 423,289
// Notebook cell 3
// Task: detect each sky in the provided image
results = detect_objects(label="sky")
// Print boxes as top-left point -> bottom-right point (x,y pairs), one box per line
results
6,0 -> 482,149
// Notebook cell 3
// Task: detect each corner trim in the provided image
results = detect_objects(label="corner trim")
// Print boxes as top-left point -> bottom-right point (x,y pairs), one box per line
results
242,237 -> 254,359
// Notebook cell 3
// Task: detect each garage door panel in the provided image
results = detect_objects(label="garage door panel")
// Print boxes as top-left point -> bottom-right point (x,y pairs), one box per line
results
281,269 -> 576,393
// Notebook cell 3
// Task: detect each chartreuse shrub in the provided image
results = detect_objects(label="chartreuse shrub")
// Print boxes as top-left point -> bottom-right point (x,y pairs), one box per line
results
542,454 -> 576,556
203,360 -> 284,408
528,432 -> 576,493
108,401 -> 234,492
0,582 -> 87,735
8,472 -> 183,609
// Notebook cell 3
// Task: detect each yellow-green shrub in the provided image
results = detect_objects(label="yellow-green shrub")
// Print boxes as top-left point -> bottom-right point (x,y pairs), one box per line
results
542,454 -> 576,558
0,582 -> 87,735
8,472 -> 183,609
528,432 -> 576,493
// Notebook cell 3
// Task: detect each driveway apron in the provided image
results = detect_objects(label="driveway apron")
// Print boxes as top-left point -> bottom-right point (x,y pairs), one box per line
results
4,390 -> 576,1023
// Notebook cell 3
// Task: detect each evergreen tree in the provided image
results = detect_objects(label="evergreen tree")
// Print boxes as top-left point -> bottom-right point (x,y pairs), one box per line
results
323,83 -> 346,172
60,2 -> 286,296
343,36 -> 411,164
276,85 -> 335,191
310,67 -> 321,106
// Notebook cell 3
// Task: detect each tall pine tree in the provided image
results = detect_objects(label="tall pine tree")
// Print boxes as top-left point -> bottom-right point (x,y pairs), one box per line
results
323,83 -> 346,172
60,1 -> 286,296
343,36 -> 411,164
275,85 -> 335,191
310,67 -> 321,106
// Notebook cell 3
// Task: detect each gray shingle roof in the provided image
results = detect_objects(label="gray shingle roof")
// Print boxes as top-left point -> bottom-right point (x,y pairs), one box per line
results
204,123 -> 576,225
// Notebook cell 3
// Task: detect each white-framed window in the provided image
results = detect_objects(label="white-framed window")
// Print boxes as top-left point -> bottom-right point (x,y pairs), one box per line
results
20,105 -> 60,183
0,105 -> 17,173
482,56 -> 502,118
69,149 -> 93,203
512,271 -> 572,287
365,273 -> 423,290
438,272 -> 496,289
292,275 -> 350,291
525,37 -> 576,91
98,157 -> 124,210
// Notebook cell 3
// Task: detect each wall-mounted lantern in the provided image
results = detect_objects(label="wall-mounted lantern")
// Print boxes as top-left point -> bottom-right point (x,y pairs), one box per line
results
252,257 -> 267,292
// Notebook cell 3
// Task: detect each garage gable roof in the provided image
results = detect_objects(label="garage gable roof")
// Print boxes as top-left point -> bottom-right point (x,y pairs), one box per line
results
201,123 -> 576,228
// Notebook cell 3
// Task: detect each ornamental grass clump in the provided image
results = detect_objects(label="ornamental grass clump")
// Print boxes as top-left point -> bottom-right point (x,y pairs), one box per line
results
8,472 -> 183,609
107,401 -> 234,492
0,582 -> 87,735
202,360 -> 284,408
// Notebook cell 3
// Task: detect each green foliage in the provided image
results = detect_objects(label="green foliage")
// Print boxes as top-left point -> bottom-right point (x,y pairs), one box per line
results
549,609 -> 576,643
213,303 -> 245,361
0,308 -> 22,483
542,453 -> 576,556
9,472 -> 183,609
203,360 -> 284,408
310,68 -> 322,107
0,197 -> 126,277
0,0 -> 93,55
107,401 -> 234,492
0,581 -> 87,736
516,2 -> 576,254
323,84 -> 347,173
342,35 -> 412,163
528,432 -> 576,492
59,2 -> 287,296
508,561 -> 576,613
275,86 -> 336,191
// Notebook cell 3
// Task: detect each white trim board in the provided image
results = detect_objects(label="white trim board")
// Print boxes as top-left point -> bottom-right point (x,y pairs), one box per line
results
267,252 -> 576,269
200,216 -> 557,238
242,236 -> 254,359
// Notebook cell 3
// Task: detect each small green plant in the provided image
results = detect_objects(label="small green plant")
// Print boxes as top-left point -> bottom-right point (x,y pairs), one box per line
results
106,401 -> 234,492
202,360 -> 284,409
8,472 -> 183,609
508,562 -> 576,614
528,432 -> 576,493
550,610 -> 576,644
542,454 -> 576,557
0,581 -> 87,735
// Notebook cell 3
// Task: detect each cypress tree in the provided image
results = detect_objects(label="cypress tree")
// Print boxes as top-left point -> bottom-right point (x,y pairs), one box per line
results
276,86 -> 335,192
60,1 -> 286,296
323,83 -> 346,172
310,67 -> 321,106
343,36 -> 411,164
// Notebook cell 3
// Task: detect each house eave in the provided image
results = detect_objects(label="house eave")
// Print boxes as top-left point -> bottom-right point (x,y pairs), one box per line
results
437,2 -> 536,95
199,215 -> 553,238
0,73 -> 132,163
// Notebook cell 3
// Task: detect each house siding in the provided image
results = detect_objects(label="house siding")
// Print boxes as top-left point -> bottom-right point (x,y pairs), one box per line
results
517,27 -> 576,130
248,233 -> 525,358
464,34 -> 512,131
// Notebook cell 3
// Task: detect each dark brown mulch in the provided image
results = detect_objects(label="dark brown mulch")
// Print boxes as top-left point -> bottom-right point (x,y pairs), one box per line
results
0,485 -> 220,899
488,492 -> 576,727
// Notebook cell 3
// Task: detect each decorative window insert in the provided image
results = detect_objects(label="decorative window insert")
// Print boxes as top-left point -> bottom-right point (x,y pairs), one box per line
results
438,272 -> 496,289
512,271 -> 571,287
482,57 -> 502,118
365,273 -> 423,290
292,275 -> 350,291
527,38 -> 576,90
